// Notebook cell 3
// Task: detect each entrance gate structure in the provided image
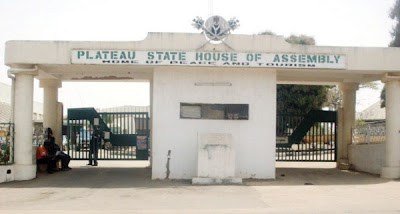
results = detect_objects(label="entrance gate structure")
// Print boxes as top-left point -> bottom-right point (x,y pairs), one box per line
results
276,110 -> 337,162
6,32 -> 400,182
67,108 -> 150,161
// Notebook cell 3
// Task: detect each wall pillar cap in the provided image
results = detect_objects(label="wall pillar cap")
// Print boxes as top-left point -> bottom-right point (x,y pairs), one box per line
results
8,64 -> 38,76
382,73 -> 400,83
339,82 -> 359,91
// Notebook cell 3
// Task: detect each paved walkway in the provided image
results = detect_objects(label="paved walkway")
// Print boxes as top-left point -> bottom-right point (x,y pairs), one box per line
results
1,161 -> 400,213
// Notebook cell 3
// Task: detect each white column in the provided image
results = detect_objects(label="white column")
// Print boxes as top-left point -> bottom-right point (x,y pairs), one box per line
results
10,77 -> 15,122
14,73 -> 36,180
149,80 -> 153,168
337,82 -> 358,169
40,79 -> 62,146
381,79 -> 400,179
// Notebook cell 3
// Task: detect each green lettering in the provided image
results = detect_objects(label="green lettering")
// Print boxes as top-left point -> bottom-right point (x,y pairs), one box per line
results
299,55 -> 306,63
246,53 -> 254,61
221,53 -> 229,61
255,53 -> 261,61
179,52 -> 186,61
196,52 -> 203,61
95,51 -> 102,59
204,53 -> 211,61
212,53 -> 221,61
231,53 -> 237,61
111,51 -> 118,59
77,51 -> 85,59
273,54 -> 280,63
334,55 -> 340,63
156,52 -> 163,60
163,52 -> 170,60
290,55 -> 297,62
127,51 -> 135,59
306,55 -> 317,63
169,52 -> 177,60
318,55 -> 326,63
147,52 -> 154,60
282,54 -> 289,62
119,52 -> 126,59
102,51 -> 110,59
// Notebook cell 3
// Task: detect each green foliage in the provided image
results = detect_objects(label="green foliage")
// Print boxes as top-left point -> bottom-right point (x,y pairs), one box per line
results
277,85 -> 329,115
0,143 -> 10,164
325,86 -> 341,110
285,34 -> 316,45
381,85 -> 386,108
355,119 -> 367,127
258,30 -> 276,36
359,81 -> 379,90
381,0 -> 400,107
390,0 -> 400,47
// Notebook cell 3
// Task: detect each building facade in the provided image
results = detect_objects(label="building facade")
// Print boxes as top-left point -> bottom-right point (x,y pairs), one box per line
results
3,31 -> 400,182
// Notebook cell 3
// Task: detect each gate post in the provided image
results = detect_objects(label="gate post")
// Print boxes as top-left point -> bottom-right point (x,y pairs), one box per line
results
11,65 -> 37,180
40,79 -> 62,147
381,77 -> 400,179
337,82 -> 358,169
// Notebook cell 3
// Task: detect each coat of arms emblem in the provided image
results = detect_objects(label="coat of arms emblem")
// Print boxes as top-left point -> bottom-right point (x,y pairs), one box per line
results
192,16 -> 239,42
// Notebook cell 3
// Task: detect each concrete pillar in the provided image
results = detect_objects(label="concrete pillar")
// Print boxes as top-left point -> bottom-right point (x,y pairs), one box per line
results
149,80 -> 153,168
381,79 -> 400,179
13,73 -> 36,180
10,77 -> 15,122
40,79 -> 62,146
337,82 -> 358,169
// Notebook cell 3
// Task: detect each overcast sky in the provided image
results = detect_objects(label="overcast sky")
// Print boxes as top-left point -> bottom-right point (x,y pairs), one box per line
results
0,0 -> 395,111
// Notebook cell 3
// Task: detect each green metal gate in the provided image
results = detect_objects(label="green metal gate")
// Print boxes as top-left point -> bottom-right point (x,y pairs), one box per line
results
276,110 -> 337,162
67,108 -> 150,161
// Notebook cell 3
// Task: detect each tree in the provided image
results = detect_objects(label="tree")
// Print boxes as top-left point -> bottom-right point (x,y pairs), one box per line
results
258,31 -> 330,115
285,34 -> 315,45
258,30 -> 275,36
277,84 -> 329,115
325,86 -> 342,111
381,0 -> 400,107
390,0 -> 400,47
381,86 -> 386,108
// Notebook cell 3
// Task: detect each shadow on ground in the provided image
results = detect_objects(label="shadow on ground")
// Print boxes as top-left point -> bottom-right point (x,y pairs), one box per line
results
245,167 -> 393,186
0,165 -> 393,189
0,167 -> 192,188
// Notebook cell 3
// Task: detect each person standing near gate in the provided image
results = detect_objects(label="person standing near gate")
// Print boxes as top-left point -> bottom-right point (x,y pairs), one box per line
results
88,125 -> 100,166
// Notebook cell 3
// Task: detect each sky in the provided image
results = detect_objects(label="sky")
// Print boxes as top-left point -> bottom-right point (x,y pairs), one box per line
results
0,0 -> 396,111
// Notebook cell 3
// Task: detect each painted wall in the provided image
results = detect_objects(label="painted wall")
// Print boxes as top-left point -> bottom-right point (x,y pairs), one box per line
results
0,165 -> 14,183
151,67 -> 276,179
349,143 -> 385,175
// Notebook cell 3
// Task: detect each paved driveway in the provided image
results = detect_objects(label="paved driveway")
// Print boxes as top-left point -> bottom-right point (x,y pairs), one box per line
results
0,161 -> 399,213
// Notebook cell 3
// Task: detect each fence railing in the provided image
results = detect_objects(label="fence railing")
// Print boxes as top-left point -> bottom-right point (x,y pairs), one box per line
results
67,111 -> 150,160
0,123 -> 14,165
276,114 -> 304,137
276,113 -> 336,162
353,121 -> 385,144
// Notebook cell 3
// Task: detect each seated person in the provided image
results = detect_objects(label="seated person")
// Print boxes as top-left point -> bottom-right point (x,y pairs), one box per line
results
43,128 -> 71,173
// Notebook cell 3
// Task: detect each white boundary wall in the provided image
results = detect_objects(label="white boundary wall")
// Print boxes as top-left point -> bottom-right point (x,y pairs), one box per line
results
0,165 -> 14,183
349,143 -> 385,175
151,67 -> 276,179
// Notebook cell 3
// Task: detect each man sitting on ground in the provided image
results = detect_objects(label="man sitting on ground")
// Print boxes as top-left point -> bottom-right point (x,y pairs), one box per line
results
43,128 -> 71,173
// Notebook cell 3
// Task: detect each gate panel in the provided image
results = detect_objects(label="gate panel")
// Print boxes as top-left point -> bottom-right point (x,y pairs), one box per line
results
67,109 -> 149,161
276,110 -> 337,162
